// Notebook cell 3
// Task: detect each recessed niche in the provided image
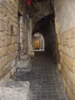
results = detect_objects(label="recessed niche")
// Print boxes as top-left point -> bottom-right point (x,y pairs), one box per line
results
11,25 -> 14,36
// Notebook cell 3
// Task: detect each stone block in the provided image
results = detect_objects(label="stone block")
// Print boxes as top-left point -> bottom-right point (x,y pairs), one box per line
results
8,63 -> 11,71
67,86 -> 75,100
3,8 -> 8,16
0,80 -> 30,100
1,57 -> 5,68
64,63 -> 75,85
64,55 -> 75,72
8,53 -> 14,62
0,21 -> 5,31
4,31 -> 10,35
8,45 -> 13,53
62,52 -> 66,63
8,44 -> 16,53
12,36 -> 18,44
15,57 -> 18,65
2,47 -> 8,56
62,69 -> 68,83
72,48 -> 75,58
14,51 -> 18,59
64,31 -> 70,40
1,32 -> 5,41
2,65 -> 8,77
64,46 -> 69,56
1,56 -> 8,68
17,60 -> 30,69
9,71 -> 12,78
69,80 -> 75,94
68,58 -> 75,72
71,28 -> 75,39
5,56 -> 8,66
71,38 -> 75,47
0,33 -> 2,40
5,23 -> 9,31
11,67 -> 16,76
0,58 -> 1,70
11,60 -> 15,68
0,70 -> 2,78
67,48 -> 73,57
5,36 -> 12,46
15,44 -> 18,51
4,16 -> 8,23
28,51 -> 35,57
0,48 -> 2,57
0,6 -> 3,14
0,41 -> 5,47
20,55 -> 29,60
66,39 -> 72,47
4,73 -> 10,82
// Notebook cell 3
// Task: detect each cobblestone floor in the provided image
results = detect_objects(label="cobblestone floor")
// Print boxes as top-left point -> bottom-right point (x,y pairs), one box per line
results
15,52 -> 69,100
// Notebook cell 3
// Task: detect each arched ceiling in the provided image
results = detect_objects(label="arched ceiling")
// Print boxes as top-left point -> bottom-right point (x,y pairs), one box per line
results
32,14 -> 55,37
23,0 -> 54,20
19,0 -> 55,37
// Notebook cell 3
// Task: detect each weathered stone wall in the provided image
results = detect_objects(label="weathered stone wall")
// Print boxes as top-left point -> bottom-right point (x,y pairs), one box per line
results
54,0 -> 75,99
0,0 -> 19,82
54,0 -> 75,33
0,0 -> 28,83
18,0 -> 28,55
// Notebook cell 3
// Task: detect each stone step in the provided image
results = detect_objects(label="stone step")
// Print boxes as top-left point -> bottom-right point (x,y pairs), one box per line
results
17,60 -> 31,69
0,80 -> 30,100
20,55 -> 31,60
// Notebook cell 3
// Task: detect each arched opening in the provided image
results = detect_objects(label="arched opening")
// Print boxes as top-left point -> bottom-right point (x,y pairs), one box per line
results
32,14 -> 56,57
32,33 -> 45,51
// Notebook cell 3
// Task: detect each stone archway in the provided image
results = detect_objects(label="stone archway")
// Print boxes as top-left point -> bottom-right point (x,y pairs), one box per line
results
32,33 -> 45,51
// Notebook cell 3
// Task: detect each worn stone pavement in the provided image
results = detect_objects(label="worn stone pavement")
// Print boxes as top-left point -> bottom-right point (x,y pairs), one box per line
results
14,52 -> 69,100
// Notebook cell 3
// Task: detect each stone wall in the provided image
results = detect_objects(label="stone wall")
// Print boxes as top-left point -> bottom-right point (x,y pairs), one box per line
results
0,0 -> 19,83
54,0 -> 75,99
18,0 -> 28,55
54,0 -> 75,33
0,0 -> 28,83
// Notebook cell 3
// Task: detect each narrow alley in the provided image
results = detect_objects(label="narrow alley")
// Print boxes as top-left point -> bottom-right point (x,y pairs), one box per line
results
15,52 -> 69,100
1,0 -> 75,100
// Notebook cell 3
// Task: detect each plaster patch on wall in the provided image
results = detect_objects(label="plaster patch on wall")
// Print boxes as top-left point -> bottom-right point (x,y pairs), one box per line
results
54,0 -> 75,32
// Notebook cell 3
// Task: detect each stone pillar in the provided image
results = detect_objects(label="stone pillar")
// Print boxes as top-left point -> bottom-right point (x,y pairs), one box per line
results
55,18 -> 61,71
28,18 -> 34,57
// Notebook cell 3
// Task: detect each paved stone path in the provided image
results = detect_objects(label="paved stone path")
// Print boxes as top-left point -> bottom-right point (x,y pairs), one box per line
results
15,52 -> 69,100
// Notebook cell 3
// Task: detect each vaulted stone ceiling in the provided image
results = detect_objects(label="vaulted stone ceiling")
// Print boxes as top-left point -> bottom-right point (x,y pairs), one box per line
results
24,0 -> 54,19
20,0 -> 55,35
